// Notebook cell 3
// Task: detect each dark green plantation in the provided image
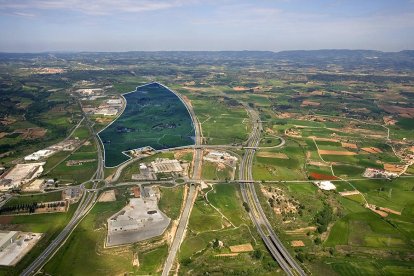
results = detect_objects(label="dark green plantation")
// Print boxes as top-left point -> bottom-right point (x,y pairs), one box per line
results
99,83 -> 194,167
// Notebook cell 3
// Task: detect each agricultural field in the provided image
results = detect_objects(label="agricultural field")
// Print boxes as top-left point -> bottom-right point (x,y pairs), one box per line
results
180,183 -> 280,275
0,51 -> 414,274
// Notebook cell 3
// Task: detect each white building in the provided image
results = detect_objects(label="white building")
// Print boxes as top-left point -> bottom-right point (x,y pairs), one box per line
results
151,159 -> 183,173
24,149 -> 55,161
0,231 -> 18,252
0,163 -> 45,191
107,99 -> 122,105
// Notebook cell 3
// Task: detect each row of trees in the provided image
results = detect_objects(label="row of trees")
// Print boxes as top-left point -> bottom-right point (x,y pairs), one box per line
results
0,201 -> 66,215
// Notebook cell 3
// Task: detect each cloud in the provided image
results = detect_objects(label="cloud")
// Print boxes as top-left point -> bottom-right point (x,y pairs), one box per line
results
0,0 -> 187,15
12,11 -> 36,17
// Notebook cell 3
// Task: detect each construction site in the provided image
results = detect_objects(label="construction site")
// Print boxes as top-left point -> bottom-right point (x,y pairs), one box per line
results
106,186 -> 170,247
0,162 -> 45,191
0,231 -> 42,266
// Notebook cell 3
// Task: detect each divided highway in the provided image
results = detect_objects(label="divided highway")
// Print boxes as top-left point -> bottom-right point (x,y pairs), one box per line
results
21,99 -> 104,276
161,83 -> 202,276
239,106 -> 306,276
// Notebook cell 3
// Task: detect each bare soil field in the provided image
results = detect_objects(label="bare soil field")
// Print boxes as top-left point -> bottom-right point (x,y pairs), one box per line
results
341,142 -> 358,149
371,208 -> 388,217
361,147 -> 383,154
229,243 -> 253,253
215,253 -> 239,257
308,161 -> 330,167
257,152 -> 289,159
19,128 -> 47,139
98,190 -> 116,202
310,136 -> 339,142
286,226 -> 316,235
301,100 -> 320,107
380,207 -> 401,215
339,190 -> 360,196
383,163 -> 405,173
232,86 -> 249,91
379,105 -> 414,118
174,149 -> 193,160
0,216 -> 13,224
291,240 -> 305,247
318,150 -> 357,156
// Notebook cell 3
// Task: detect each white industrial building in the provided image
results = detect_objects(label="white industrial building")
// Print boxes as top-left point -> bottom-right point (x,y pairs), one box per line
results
24,149 -> 55,161
107,99 -> 122,105
151,158 -> 183,173
0,163 -> 45,191
0,231 -> 18,252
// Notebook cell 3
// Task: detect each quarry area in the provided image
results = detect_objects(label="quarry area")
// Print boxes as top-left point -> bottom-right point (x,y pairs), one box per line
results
106,186 -> 170,247
0,231 -> 42,266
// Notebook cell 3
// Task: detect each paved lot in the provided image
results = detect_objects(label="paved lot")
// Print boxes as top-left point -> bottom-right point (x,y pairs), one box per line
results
106,197 -> 170,247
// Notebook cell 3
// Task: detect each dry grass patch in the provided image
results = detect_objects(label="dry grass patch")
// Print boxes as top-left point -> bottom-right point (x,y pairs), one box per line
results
383,163 -> 405,173
229,243 -> 254,253
310,136 -> 339,142
291,240 -> 305,247
257,152 -> 289,159
301,100 -> 320,107
286,226 -> 316,235
215,253 -> 239,257
341,142 -> 358,149
361,147 -> 383,154
98,190 -> 116,202
318,150 -> 357,156
232,86 -> 249,91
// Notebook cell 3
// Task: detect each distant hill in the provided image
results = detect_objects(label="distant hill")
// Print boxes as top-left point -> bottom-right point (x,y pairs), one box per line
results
1,49 -> 413,70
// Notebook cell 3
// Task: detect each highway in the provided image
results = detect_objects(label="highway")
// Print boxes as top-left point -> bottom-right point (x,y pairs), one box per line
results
21,99 -> 104,276
239,105 -> 306,276
161,83 -> 203,276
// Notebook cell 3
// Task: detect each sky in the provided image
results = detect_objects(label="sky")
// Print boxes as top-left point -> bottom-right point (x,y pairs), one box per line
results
0,0 -> 413,52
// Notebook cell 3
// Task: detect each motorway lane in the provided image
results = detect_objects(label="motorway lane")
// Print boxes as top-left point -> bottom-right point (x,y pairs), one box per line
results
161,84 -> 203,276
161,185 -> 197,276
239,106 -> 306,276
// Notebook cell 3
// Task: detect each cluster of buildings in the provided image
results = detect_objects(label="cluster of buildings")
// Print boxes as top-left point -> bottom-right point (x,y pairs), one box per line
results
203,151 -> 238,166
363,168 -> 398,179
0,139 -> 83,192
82,98 -> 123,117
132,158 -> 186,181
24,139 -> 80,161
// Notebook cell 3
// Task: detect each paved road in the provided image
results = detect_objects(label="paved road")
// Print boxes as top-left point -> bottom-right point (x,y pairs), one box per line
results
161,83 -> 203,276
239,105 -> 306,276
21,98 -> 104,276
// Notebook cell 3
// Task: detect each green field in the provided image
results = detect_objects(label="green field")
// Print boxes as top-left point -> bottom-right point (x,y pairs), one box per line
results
0,204 -> 78,275
190,95 -> 250,145
158,185 -> 184,220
